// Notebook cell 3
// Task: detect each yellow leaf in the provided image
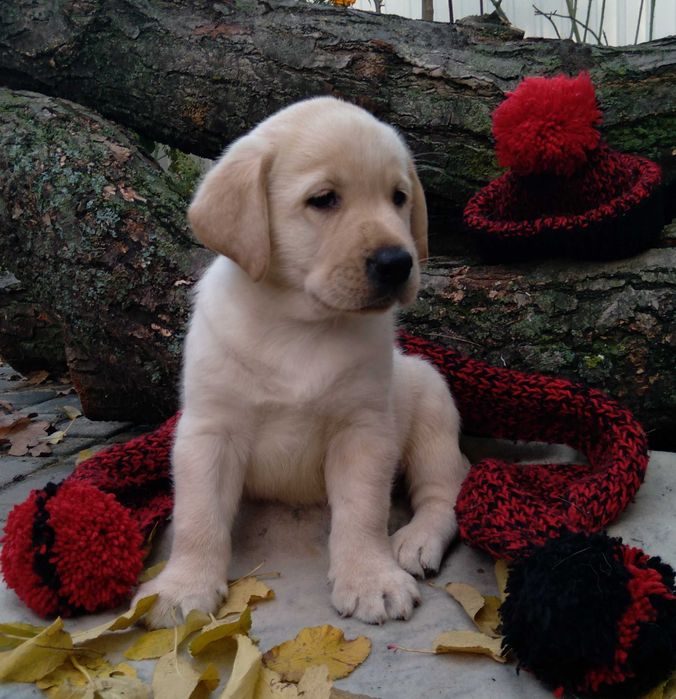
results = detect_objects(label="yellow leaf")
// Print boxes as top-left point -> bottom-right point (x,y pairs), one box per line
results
434,630 -> 506,663
189,608 -> 252,656
494,560 -> 509,602
262,625 -> 371,682
75,447 -> 101,465
254,667 -> 299,699
91,674 -> 150,698
220,634 -> 263,699
138,560 -> 167,583
297,665 -> 333,699
217,577 -> 275,618
152,653 -> 219,699
0,617 -> 72,682
62,405 -> 82,420
44,430 -> 66,445
72,594 -> 158,645
642,682 -> 667,699
0,620 -> 46,650
445,583 -> 501,638
644,676 -> 676,699
39,657 -> 145,698
125,609 -> 210,660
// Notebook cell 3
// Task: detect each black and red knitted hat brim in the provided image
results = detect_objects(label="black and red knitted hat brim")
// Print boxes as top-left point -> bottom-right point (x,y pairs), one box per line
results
463,153 -> 663,261
1,335 -> 649,617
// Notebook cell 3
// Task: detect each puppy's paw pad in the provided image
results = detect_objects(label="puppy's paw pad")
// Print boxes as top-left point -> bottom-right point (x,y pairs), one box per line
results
392,519 -> 457,578
331,562 -> 420,624
133,571 -> 228,629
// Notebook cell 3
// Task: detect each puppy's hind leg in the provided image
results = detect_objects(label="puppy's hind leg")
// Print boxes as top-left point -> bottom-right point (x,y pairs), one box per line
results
391,354 -> 469,578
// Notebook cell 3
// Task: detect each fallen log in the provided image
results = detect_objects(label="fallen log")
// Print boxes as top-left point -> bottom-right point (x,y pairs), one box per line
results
1,89 -> 674,446
1,0 -> 674,236
0,89 -> 209,421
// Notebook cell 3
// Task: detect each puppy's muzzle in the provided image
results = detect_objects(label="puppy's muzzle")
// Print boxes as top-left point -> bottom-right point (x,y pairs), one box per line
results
366,246 -> 413,293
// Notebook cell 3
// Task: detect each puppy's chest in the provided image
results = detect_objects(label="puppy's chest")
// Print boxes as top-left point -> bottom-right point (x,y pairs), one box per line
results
243,345 -> 388,504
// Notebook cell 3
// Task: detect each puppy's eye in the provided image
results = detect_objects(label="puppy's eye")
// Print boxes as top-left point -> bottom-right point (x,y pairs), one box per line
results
393,190 -> 407,207
307,191 -> 340,210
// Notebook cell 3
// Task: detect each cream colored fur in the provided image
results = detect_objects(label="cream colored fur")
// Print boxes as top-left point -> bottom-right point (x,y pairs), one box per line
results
135,97 -> 467,627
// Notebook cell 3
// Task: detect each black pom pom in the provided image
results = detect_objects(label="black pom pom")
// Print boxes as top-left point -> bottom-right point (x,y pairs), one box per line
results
500,530 -> 676,697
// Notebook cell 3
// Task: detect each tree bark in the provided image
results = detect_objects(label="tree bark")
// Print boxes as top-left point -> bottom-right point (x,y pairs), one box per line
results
0,89 -> 210,421
0,0 -> 674,238
0,270 -> 67,375
1,88 -> 674,446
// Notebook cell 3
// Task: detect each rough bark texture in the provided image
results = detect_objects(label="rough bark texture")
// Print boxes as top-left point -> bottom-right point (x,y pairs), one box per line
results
0,270 -> 67,374
0,89 -> 210,421
0,0 -> 674,240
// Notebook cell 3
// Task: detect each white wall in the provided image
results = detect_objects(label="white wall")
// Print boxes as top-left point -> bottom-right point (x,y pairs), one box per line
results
352,0 -> 676,45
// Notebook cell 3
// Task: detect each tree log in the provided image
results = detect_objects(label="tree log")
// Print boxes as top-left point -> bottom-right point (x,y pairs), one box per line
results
1,88 -> 673,446
0,89 -> 210,421
1,0 -> 674,241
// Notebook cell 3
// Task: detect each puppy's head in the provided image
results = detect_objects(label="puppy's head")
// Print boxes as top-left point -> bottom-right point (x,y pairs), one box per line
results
188,97 -> 427,314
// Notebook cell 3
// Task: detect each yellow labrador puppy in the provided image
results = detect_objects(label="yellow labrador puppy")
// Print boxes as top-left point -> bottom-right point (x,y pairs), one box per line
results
136,97 -> 467,627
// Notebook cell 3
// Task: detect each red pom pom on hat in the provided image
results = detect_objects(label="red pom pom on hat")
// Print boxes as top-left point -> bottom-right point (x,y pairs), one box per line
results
492,72 -> 602,177
463,72 -> 664,260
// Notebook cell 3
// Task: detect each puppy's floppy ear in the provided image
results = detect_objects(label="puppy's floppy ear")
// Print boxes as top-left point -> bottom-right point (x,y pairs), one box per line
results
409,163 -> 429,263
188,138 -> 273,281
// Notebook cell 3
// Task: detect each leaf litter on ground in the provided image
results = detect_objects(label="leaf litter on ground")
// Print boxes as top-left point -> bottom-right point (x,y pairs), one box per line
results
0,567 -> 380,698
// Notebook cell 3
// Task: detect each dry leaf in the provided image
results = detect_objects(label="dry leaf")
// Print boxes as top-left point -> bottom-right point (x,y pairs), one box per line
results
220,633 -> 263,699
189,608 -> 252,655
433,630 -> 506,663
0,621 -> 45,651
494,560 -> 509,602
109,143 -> 133,163
45,430 -> 66,445
38,656 -> 140,697
1,417 -> 51,456
25,370 -> 50,386
125,609 -> 210,660
445,583 -> 501,637
297,665 -> 332,699
643,677 -> 676,699
72,594 -> 158,645
152,653 -> 219,699
119,185 -> 147,203
262,625 -> 371,682
75,447 -> 101,465
217,577 -> 275,618
254,667 -> 300,699
0,412 -> 28,431
62,406 -> 82,420
138,560 -> 166,583
0,617 -> 73,682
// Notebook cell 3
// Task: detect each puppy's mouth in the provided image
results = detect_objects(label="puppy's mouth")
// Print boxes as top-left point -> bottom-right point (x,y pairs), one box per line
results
309,290 -> 400,314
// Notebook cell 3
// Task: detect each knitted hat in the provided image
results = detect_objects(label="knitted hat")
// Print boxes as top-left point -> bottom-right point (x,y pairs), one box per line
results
1,335 -> 648,617
463,72 -> 664,261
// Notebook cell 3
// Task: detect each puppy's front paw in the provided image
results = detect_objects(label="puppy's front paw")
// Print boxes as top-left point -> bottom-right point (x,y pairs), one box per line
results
133,565 -> 228,629
330,558 -> 420,624
392,512 -> 458,578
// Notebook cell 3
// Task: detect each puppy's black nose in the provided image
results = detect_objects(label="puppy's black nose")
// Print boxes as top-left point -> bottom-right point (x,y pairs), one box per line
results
366,247 -> 412,290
